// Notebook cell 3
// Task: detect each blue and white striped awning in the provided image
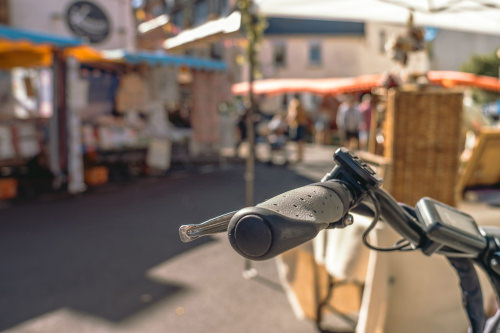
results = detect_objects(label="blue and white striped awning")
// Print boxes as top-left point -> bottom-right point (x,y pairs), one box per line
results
0,25 -> 82,47
103,50 -> 227,71
0,25 -> 226,71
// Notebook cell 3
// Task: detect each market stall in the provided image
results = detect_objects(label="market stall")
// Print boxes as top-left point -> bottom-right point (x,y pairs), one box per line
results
76,50 -> 229,181
0,25 -> 85,200
0,25 -> 230,200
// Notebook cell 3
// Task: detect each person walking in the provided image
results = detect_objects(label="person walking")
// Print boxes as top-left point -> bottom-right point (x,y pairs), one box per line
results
287,94 -> 308,163
315,95 -> 340,145
358,94 -> 373,151
267,111 -> 289,165
336,95 -> 361,150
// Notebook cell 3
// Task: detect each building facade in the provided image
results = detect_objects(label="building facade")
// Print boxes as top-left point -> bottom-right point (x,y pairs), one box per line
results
169,0 -> 232,30
249,17 -> 367,113
162,2 -> 500,117
429,29 -> 500,71
361,21 -> 500,74
9,0 -> 136,50
255,18 -> 366,80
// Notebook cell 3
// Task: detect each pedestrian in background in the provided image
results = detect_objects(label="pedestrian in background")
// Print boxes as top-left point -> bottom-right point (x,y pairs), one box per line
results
358,93 -> 373,150
287,94 -> 308,163
267,111 -> 289,165
336,94 -> 361,150
315,95 -> 340,145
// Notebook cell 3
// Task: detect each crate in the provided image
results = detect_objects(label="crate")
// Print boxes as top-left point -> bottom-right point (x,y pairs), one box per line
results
0,178 -> 18,200
382,87 -> 464,206
84,166 -> 109,186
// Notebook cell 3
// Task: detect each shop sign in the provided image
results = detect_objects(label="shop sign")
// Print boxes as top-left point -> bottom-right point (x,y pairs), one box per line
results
65,1 -> 111,44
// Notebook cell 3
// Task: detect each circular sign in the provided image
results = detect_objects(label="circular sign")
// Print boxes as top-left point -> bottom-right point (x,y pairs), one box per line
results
65,1 -> 111,44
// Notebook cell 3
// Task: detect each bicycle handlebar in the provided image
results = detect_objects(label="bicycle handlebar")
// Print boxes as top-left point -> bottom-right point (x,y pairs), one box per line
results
227,181 -> 353,260
227,179 -> 431,261
178,147 -> 500,333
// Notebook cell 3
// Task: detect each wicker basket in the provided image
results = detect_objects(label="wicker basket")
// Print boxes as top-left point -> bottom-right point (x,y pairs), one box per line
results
382,87 -> 464,206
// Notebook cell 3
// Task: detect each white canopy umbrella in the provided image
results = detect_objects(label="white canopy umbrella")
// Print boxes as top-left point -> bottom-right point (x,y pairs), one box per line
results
255,0 -> 500,35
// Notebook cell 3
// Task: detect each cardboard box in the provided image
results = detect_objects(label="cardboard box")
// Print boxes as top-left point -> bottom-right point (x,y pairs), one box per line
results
84,166 -> 108,186
0,178 -> 18,200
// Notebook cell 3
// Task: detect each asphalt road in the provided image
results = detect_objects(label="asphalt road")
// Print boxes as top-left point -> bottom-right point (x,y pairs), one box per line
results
0,161 -> 321,333
4,143 -> 498,333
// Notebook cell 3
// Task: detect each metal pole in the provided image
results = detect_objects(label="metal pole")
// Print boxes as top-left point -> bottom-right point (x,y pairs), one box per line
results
245,39 -> 256,208
48,52 -> 61,183
66,57 -> 86,194
243,4 -> 258,278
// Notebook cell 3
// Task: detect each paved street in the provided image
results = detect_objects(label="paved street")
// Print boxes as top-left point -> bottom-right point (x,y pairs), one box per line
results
2,144 -> 500,333
0,145 -> 337,333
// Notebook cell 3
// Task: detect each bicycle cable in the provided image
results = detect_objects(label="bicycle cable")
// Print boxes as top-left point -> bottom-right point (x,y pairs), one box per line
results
361,191 -> 416,252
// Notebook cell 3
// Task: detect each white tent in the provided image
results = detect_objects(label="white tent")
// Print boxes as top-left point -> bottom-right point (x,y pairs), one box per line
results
255,0 -> 500,35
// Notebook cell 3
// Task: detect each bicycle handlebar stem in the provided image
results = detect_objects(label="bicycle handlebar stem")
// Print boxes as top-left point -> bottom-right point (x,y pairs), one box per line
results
373,188 -> 425,247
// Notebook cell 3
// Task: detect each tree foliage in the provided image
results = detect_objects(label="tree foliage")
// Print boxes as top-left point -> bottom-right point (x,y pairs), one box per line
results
460,50 -> 500,103
237,0 -> 267,79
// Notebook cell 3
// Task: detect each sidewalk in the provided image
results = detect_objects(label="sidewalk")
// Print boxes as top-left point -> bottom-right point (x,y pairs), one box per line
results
229,141 -> 338,182
288,143 -> 338,181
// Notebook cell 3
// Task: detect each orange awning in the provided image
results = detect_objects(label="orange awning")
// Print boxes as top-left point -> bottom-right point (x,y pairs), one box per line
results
0,42 -> 108,69
64,45 -> 106,63
0,25 -> 85,69
232,71 -> 500,96
232,74 -> 382,96
427,71 -> 500,92
0,25 -> 114,69
0,40 -> 53,69
232,74 -> 382,95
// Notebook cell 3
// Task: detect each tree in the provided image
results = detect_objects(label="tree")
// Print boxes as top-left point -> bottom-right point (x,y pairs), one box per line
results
237,0 -> 267,207
237,0 -> 267,278
460,50 -> 500,104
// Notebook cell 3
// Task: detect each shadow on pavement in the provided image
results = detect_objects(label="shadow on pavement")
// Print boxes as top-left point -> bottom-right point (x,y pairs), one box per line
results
0,162 -> 313,330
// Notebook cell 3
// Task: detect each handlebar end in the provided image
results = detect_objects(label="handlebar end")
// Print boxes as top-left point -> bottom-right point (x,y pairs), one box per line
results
228,207 -> 329,261
179,225 -> 198,242
230,215 -> 273,258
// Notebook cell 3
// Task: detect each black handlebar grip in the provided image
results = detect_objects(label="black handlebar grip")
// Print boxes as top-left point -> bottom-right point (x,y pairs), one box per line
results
227,181 -> 353,260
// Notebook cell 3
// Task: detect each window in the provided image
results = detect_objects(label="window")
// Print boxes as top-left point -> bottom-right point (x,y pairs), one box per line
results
210,43 -> 224,60
309,42 -> 322,66
273,42 -> 287,68
194,0 -> 209,26
151,3 -> 166,17
215,0 -> 228,16
0,0 -> 9,24
172,10 -> 184,29
131,0 -> 144,9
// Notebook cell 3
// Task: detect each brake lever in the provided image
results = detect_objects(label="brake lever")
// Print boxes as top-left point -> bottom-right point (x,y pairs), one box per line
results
179,211 -> 237,242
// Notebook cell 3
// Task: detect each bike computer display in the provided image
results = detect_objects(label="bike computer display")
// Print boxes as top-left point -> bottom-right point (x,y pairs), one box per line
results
415,197 -> 487,257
